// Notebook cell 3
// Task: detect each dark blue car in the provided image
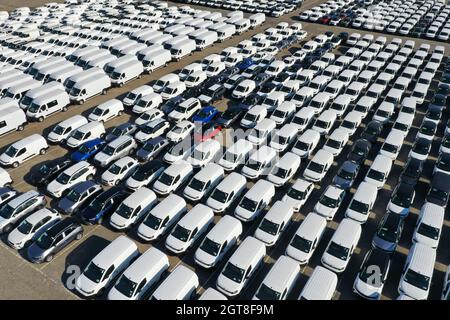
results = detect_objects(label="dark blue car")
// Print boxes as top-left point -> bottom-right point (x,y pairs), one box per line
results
236,58 -> 255,71
192,106 -> 219,124
70,138 -> 105,162
80,187 -> 130,224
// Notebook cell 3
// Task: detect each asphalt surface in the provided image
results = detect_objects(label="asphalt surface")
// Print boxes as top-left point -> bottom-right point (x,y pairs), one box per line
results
0,0 -> 448,300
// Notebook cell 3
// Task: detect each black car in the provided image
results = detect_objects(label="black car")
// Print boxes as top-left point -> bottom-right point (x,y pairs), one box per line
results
182,86 -> 202,100
426,172 -> 450,207
338,31 -> 349,42
28,218 -> 83,263
361,120 -> 383,143
429,94 -> 447,112
30,158 -> 73,187
216,107 -> 244,128
399,157 -> 424,186
199,83 -> 226,104
161,96 -> 184,114
258,82 -> 279,96
220,66 -> 240,79
425,104 -> 443,123
436,83 -> 449,97
348,139 -> 371,165
126,160 -> 166,190
372,213 -> 405,253
271,72 -> 291,86
238,92 -> 263,110
353,248 -> 391,300
105,122 -> 137,142
253,72 -> 272,87
80,187 -> 131,224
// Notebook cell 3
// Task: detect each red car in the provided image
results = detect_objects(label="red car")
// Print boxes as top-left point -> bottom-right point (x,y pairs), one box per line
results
320,15 -> 331,24
194,123 -> 223,142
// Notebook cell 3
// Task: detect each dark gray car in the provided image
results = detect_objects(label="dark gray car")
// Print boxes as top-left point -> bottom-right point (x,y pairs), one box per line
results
28,218 -> 83,263
105,122 -> 138,142
136,136 -> 169,162
57,181 -> 103,215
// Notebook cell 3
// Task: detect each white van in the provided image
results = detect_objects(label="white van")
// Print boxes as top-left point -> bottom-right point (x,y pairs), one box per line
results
345,182 -> 378,224
254,201 -> 294,246
68,73 -> 111,104
291,107 -> 315,133
241,146 -> 277,179
206,172 -> 247,213
26,89 -> 70,122
152,160 -> 193,195
364,154 -> 392,189
19,82 -> 65,110
0,105 -> 27,136
311,110 -> 337,136
398,243 -> 436,300
75,236 -> 139,297
215,24 -> 236,42
0,134 -> 48,168
219,139 -> 254,171
267,152 -> 301,187
66,121 -> 105,148
123,85 -> 154,107
286,212 -> 327,264
0,167 -> 12,187
199,288 -> 227,300
183,163 -> 224,202
4,79 -> 41,101
321,218 -> 362,273
165,204 -> 214,254
234,18 -> 251,34
47,115 -> 88,144
235,179 -> 275,222
132,93 -> 163,114
216,236 -> 266,297
292,129 -> 321,158
298,266 -> 337,300
151,265 -> 199,300
137,194 -> 187,242
109,60 -> 143,87
88,99 -> 124,123
303,150 -> 334,182
249,13 -> 265,28
380,130 -> 404,160
270,124 -> 298,153
412,202 -> 444,249
108,247 -> 169,300
253,255 -> 300,300
170,39 -> 196,61
246,119 -> 276,146
195,215 -> 242,268
109,187 -> 157,231
323,128 -> 350,156
141,49 -> 171,73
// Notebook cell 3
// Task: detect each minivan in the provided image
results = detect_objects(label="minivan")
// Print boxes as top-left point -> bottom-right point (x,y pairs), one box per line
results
0,134 -> 48,168
206,172 -> 247,213
216,236 -> 266,297
246,119 -> 276,146
137,194 -> 187,242
183,163 -> 224,202
109,187 -> 157,231
151,265 -> 199,300
165,203 -> 214,254
75,236 -> 139,297
321,218 -> 362,273
66,121 -> 105,148
269,124 -> 298,153
286,212 -> 327,265
194,215 -> 243,268
219,139 -> 254,171
152,160 -> 193,195
234,179 -> 275,222
254,201 -> 294,246
303,150 -> 334,183
292,129 -> 320,159
108,247 -> 169,300
88,99 -> 124,123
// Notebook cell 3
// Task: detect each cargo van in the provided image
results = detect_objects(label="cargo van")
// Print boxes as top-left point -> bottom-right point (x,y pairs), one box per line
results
235,179 -> 275,222
0,134 -> 48,168
151,265 -> 199,300
67,45 -> 100,63
267,152 -> 301,187
216,24 -> 236,42
345,182 -> 378,224
303,150 -> 334,182
88,99 -> 124,123
109,187 -> 157,231
64,68 -> 105,93
137,194 -> 187,242
0,167 -> 12,187
292,129 -> 321,158
298,266 -> 337,300
412,202 -> 444,249
234,18 -> 251,34
108,247 -> 169,300
249,13 -> 265,28
34,62 -> 72,83
241,145 -> 277,179
109,60 -> 143,87
170,39 -> 196,61
165,204 -> 214,254
206,172 -> 247,213
47,65 -> 83,84
75,236 -> 139,297
193,31 -> 218,50
291,107 -> 315,133
364,154 -> 392,189
183,163 -> 224,202
323,128 -> 350,157
152,160 -> 193,195
123,85 -> 154,107
195,215 -> 242,268
19,82 -> 65,110
25,89 -> 70,122
0,106 -> 27,136
246,119 -> 276,146
216,236 -> 266,297
253,255 -> 300,300
4,79 -> 41,101
286,212 -> 327,264
380,130 -> 404,160
69,73 -> 111,104
219,139 -> 254,171
240,105 -> 267,129
85,54 -> 117,70
321,218 -> 362,273
141,49 -> 171,73
47,115 -> 88,144
398,243 -> 436,300
66,121 -> 105,148
254,201 -> 294,246
0,74 -> 33,97
75,49 -> 111,69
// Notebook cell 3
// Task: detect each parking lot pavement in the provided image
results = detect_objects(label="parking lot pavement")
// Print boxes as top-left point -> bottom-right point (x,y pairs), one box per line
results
0,0 -> 449,300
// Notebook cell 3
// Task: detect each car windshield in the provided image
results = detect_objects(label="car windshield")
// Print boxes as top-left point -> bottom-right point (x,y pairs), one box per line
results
295,141 -> 309,151
36,232 -> 54,250
108,164 -> 122,175
72,130 -> 85,140
392,189 -> 412,207
114,274 -> 137,298
199,237 -> 221,257
222,151 -> 239,163
414,142 -> 429,155
92,108 -> 104,116
83,262 -> 105,284
211,189 -> 228,203
246,160 -> 263,171
256,284 -> 281,300
308,161 -> 324,173
17,220 -> 34,234
158,173 -> 174,186
188,178 -> 205,192
359,262 -> 383,285
349,200 -> 369,214
56,173 -> 71,184
116,204 -> 134,219
314,120 -> 329,129
320,194 -> 339,208
338,168 -> 354,180
259,219 -> 279,236
239,197 -> 258,212
143,214 -> 162,230
66,190 -> 82,202
382,143 -> 398,154
417,223 -> 440,240
327,241 -> 349,260
326,139 -> 341,150
428,187 -> 447,202
367,169 -> 384,182
438,158 -> 450,171
292,116 -> 306,125
290,234 -> 312,253
5,146 -> 18,157
52,125 -> 66,135
222,262 -> 245,283
404,269 -> 429,290
244,113 -> 257,122
171,225 -> 191,242
102,145 -> 117,156
272,166 -> 288,178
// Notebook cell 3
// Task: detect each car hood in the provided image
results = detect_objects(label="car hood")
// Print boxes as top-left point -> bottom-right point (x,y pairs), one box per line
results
108,287 -> 133,300
109,213 -> 130,229
58,198 -> 77,212
101,171 -> 118,183
194,248 -> 217,268
281,196 -> 301,211
217,274 -> 241,296
0,154 -> 12,164
399,279 -> 427,300
354,277 -> 381,299
76,273 -> 100,296
94,152 -> 112,164
322,253 -> 346,272
27,242 -> 47,261
71,151 -> 89,161
183,186 -> 203,201
372,236 -> 396,252
47,180 -> 65,194
165,235 -> 188,252
7,228 -> 27,246
254,229 -> 276,246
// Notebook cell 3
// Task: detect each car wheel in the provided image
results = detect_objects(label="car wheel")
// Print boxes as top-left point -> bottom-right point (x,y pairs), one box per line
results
114,180 -> 120,186
45,254 -> 54,262
17,125 -> 24,131
87,174 -> 94,180
62,106 -> 68,112
38,116 -> 44,122
40,148 -> 47,155
12,162 -> 19,168
118,110 -> 123,116
102,89 -> 107,95
75,232 -> 83,240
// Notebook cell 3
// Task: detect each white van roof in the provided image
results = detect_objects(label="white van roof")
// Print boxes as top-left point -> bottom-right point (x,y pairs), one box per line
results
150,194 -> 186,219
122,247 -> 168,283
152,265 -> 198,299
408,243 -> 436,275
123,187 -> 156,207
216,172 -> 246,191
331,218 -> 362,246
228,236 -> 265,267
178,204 -> 213,229
205,215 -> 242,244
193,163 -> 223,182
261,255 -> 300,294
296,212 -> 327,240
92,236 -> 138,267
11,134 -> 46,149
263,201 -> 293,224
165,160 -> 192,176
300,266 -> 337,300
245,179 -> 275,201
